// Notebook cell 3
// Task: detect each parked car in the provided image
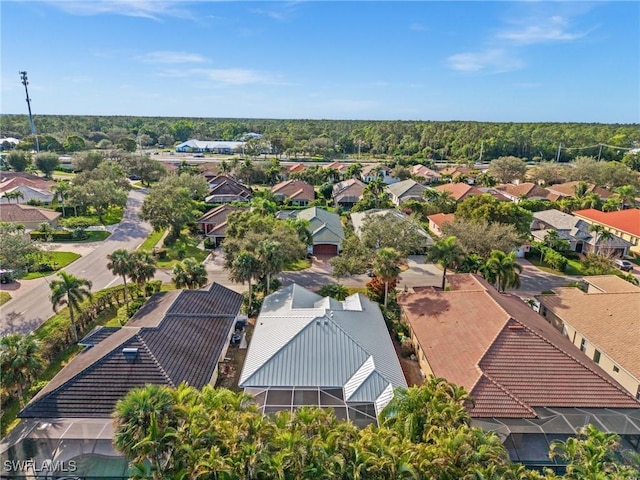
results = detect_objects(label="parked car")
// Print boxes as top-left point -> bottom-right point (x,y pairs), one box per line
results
614,259 -> 634,272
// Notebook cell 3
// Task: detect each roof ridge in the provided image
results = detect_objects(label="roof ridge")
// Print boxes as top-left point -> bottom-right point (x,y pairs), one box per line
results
473,373 -> 536,417
137,334 -> 175,387
513,318 -> 639,403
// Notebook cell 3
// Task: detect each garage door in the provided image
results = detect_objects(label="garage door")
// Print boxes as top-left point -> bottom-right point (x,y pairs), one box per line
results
313,244 -> 338,255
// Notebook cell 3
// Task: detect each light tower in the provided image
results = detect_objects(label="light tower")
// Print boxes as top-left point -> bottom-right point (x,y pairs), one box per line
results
19,71 -> 40,153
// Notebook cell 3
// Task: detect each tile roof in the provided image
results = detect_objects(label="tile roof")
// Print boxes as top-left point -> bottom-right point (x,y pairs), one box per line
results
20,283 -> 243,418
386,179 -> 427,200
496,183 -> 551,200
583,274 -> 640,293
332,179 -> 365,202
427,213 -> 456,229
324,161 -> 347,172
0,204 -> 61,223
537,282 -> 640,381
411,164 -> 440,178
272,179 -> 315,201
0,173 -> 56,192
434,183 -> 484,201
546,181 -> 612,199
398,274 -> 639,418
197,204 -> 243,236
207,175 -> 252,198
573,208 -> 640,237
360,164 -> 390,176
297,207 -> 344,244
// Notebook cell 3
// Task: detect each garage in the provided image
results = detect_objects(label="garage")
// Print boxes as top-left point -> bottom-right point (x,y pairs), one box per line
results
313,244 -> 338,255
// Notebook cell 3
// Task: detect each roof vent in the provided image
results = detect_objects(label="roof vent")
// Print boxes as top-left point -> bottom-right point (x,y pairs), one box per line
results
122,347 -> 139,360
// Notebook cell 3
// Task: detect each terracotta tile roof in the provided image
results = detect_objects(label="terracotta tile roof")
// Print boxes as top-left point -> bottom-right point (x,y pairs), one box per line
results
427,213 -> 455,229
361,164 -> 390,176
272,179 -> 315,201
0,176 -> 56,193
288,163 -> 306,173
546,181 -> 612,199
0,204 -> 61,223
537,282 -> 640,381
434,183 -> 484,201
573,208 -> 640,237
497,183 -> 551,199
583,274 -> 640,293
19,284 -> 243,418
325,161 -> 347,172
399,274 -> 639,419
411,165 -> 439,178
439,166 -> 473,176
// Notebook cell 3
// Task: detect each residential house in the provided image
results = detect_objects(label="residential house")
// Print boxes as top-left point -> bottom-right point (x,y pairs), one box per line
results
332,178 -> 366,209
351,209 -> 433,252
545,181 -> 612,201
536,275 -> 640,399
531,209 -> 632,257
433,183 -> 484,202
495,183 -> 553,203
360,164 -> 398,185
0,172 -> 56,205
573,208 -> 640,255
197,204 -> 244,247
3,284 -> 244,478
287,163 -> 306,176
438,166 -> 476,184
0,204 -> 61,229
205,174 -> 252,204
324,161 -> 348,177
386,179 -> 427,206
239,284 -> 407,427
427,213 -> 455,237
176,139 -> 245,154
398,274 -> 640,466
411,164 -> 440,184
271,179 -> 315,206
296,207 -> 345,256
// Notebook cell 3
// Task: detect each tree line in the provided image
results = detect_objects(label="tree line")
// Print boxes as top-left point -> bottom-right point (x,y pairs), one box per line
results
2,114 -> 638,162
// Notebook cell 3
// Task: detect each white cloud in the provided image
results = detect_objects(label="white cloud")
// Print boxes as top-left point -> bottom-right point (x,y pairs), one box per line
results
139,51 -> 208,64
497,15 -> 587,45
156,68 -> 286,86
447,49 -> 525,74
47,1 -> 195,21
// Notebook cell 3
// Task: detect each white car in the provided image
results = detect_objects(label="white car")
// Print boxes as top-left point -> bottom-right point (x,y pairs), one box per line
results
614,259 -> 634,272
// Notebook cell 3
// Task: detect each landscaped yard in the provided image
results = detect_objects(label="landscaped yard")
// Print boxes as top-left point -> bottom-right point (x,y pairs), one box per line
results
155,234 -> 209,268
527,255 -> 583,276
283,258 -> 312,271
59,205 -> 124,227
52,230 -> 111,243
0,292 -> 11,305
138,229 -> 165,252
21,251 -> 82,280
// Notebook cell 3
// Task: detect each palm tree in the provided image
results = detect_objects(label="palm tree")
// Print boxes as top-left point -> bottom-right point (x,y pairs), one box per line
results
107,249 -> 135,310
373,247 -> 402,307
614,184 -> 638,209
483,250 -> 523,292
363,178 -> 387,209
287,218 -> 313,247
317,283 -> 349,301
130,250 -> 157,292
428,236 -> 464,290
172,257 -> 208,289
0,333 -> 45,408
113,384 -> 179,480
257,239 -> 284,296
229,251 -> 259,312
54,181 -> 71,216
50,271 -> 93,342
589,223 -> 614,255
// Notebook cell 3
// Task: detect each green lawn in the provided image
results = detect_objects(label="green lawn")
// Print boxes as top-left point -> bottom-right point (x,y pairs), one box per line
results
21,252 -> 82,280
0,292 -> 11,305
59,205 -> 124,227
156,234 -> 209,268
139,229 -> 165,252
283,258 -> 312,271
527,256 -> 583,276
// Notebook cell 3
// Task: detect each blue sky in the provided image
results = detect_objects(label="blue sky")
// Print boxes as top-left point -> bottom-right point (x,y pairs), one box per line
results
1,1 -> 639,123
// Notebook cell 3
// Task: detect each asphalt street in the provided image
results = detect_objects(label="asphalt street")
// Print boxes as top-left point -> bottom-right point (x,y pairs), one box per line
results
0,190 -> 152,335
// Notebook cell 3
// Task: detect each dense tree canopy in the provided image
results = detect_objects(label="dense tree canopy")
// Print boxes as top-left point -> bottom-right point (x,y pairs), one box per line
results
455,194 -> 533,236
0,223 -> 41,277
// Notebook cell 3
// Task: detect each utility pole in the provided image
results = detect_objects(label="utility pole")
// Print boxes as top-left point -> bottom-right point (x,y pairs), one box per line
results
478,141 -> 484,163
19,71 -> 40,153
555,143 -> 562,162
597,143 -> 603,162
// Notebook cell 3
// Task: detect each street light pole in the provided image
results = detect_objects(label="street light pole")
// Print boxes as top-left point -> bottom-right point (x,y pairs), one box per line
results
19,71 -> 40,153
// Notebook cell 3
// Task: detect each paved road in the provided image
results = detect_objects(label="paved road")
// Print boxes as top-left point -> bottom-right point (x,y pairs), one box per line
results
0,190 -> 152,336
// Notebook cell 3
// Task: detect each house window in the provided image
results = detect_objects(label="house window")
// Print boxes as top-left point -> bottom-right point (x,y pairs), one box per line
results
613,366 -> 620,373
580,338 -> 586,352
593,350 -> 601,364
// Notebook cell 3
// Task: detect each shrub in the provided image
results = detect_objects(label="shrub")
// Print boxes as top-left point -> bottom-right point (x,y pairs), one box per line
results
126,298 -> 146,318
543,249 -> 568,272
28,380 -> 49,397
30,230 -> 74,241
145,280 -> 162,296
